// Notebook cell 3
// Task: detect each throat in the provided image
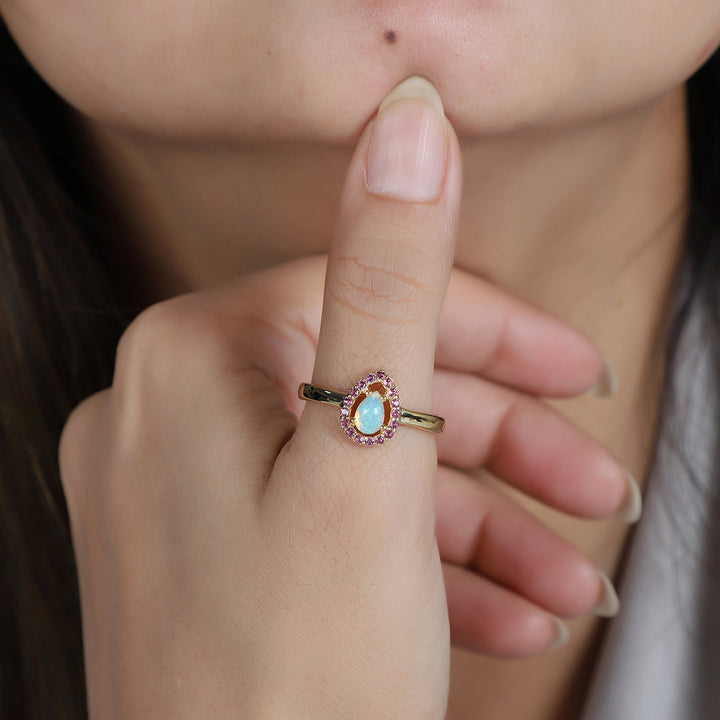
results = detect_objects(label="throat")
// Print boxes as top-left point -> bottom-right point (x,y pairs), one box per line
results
448,617 -> 608,720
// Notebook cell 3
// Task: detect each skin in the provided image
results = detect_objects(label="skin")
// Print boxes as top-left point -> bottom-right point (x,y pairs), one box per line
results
3,0 -> 720,718
1,0 -> 719,140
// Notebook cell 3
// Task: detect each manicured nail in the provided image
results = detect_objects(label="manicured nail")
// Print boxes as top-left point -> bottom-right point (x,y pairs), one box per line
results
589,357 -> 617,398
366,76 -> 448,202
548,618 -> 570,650
616,469 -> 642,524
594,570 -> 620,618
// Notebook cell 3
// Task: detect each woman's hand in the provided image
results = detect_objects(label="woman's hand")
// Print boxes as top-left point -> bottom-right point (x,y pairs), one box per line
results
59,78 -> 635,719
228,256 -> 635,659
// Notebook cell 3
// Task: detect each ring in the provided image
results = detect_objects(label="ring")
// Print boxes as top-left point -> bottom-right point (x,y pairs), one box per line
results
298,370 -> 445,446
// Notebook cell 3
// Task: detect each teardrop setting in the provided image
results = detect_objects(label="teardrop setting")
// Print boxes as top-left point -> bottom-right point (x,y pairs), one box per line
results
340,371 -> 402,446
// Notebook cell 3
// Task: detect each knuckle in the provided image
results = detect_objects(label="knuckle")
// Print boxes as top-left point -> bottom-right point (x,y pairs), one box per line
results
114,297 -> 239,389
58,390 -> 109,510
110,297 -> 246,454
59,392 -> 104,473
114,300 -> 176,380
331,242 -> 439,323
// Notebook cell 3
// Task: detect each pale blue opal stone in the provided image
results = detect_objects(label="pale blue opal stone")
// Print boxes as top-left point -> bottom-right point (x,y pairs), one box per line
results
355,392 -> 384,435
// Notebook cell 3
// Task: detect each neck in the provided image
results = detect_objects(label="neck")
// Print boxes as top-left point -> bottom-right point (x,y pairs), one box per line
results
82,88 -> 687,327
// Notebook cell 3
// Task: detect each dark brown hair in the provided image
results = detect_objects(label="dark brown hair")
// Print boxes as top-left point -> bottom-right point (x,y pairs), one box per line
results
0,21 -> 141,718
1,17 -> 719,720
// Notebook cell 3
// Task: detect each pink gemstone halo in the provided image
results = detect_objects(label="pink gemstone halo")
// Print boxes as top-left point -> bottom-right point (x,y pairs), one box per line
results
297,372 -> 444,443
340,371 -> 402,447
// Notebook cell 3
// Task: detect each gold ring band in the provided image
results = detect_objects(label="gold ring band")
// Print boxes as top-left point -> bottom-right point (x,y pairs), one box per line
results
298,370 -> 444,447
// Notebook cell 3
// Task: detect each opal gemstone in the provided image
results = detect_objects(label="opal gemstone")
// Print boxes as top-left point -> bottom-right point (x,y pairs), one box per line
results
355,392 -> 385,435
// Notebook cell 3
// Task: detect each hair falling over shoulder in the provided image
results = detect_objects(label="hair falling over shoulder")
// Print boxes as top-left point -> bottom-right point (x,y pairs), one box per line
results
0,21 -> 141,719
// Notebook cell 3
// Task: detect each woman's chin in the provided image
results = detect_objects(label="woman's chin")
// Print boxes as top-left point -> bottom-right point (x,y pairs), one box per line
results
24,0 -> 715,148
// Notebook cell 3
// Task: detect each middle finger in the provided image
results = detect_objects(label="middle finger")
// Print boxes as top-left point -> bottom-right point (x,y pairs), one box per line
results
433,368 -> 640,520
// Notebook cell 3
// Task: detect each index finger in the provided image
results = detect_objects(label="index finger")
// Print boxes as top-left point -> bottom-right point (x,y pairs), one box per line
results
297,77 -> 462,455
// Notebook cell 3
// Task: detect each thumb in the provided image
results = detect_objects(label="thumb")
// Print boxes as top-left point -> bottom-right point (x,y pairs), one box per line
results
298,76 -> 461,456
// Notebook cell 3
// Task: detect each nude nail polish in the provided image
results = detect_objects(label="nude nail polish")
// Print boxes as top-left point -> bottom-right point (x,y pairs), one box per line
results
589,357 -> 618,398
616,469 -> 642,524
549,617 -> 570,650
594,570 -> 620,617
366,76 -> 448,202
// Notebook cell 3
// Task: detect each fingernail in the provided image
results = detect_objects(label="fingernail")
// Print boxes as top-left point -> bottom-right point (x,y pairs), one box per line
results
548,617 -> 570,650
589,357 -> 617,398
366,76 -> 448,202
616,469 -> 642,524
593,570 -> 620,617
